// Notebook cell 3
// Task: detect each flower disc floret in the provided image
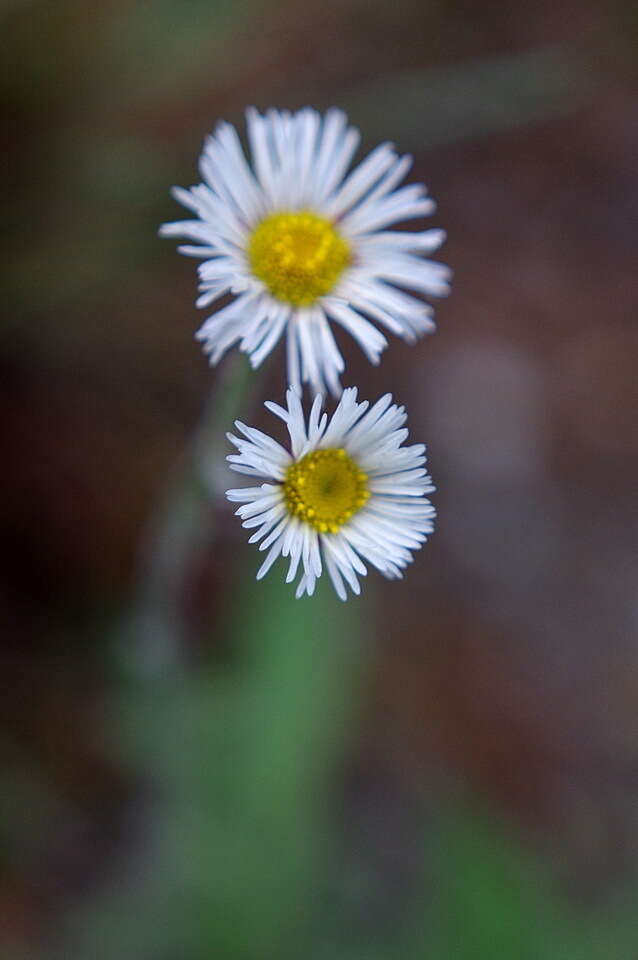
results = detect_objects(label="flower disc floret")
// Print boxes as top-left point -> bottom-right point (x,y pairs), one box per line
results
283,448 -> 369,532
248,211 -> 351,306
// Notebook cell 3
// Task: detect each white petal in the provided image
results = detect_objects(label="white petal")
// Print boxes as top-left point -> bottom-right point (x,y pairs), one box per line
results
322,142 -> 397,219
256,538 -> 284,580
323,550 -> 347,602
324,300 -> 388,364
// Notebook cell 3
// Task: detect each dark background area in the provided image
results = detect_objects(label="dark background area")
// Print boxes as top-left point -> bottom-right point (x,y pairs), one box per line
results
2,1 -> 638,957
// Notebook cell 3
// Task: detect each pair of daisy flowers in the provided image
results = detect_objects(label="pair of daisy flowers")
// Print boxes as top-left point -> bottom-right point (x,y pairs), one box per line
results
162,107 -> 449,599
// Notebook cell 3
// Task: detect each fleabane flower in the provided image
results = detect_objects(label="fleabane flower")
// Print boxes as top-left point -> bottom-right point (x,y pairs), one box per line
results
161,107 -> 451,396
226,387 -> 435,600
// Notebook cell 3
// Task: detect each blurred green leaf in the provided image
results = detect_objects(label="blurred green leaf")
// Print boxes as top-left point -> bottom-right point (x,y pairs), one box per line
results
102,0 -> 267,105
344,47 -> 593,149
402,807 -> 638,960
422,810 -> 560,959
57,570 -> 363,960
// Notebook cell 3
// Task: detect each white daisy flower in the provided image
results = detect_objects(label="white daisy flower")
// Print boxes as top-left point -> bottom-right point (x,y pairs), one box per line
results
226,387 -> 435,600
161,107 -> 451,396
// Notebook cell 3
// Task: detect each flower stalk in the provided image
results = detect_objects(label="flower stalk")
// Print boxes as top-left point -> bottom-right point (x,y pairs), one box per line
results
131,354 -> 256,673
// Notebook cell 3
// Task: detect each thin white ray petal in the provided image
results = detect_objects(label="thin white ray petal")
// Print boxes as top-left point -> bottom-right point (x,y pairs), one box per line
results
256,539 -> 285,580
323,549 -> 347,601
324,300 -> 388,364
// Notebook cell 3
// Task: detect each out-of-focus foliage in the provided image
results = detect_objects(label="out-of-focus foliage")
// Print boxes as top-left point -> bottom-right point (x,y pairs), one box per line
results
55,572 -> 363,959
55,585 -> 638,960
344,47 -> 593,148
409,812 -> 638,960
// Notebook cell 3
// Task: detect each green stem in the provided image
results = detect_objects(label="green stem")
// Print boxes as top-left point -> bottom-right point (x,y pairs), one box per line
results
129,354 -> 257,675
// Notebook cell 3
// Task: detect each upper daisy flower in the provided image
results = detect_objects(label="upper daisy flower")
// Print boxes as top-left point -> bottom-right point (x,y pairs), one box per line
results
161,107 -> 451,395
226,387 -> 435,600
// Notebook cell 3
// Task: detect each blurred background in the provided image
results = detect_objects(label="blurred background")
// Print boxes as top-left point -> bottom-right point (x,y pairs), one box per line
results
2,0 -> 638,957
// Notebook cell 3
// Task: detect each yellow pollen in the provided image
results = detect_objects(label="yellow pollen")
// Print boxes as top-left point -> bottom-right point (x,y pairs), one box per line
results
248,211 -> 351,306
283,448 -> 370,533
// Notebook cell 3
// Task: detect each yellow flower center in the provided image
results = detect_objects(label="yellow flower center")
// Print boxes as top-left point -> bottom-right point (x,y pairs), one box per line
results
283,448 -> 370,533
248,211 -> 351,306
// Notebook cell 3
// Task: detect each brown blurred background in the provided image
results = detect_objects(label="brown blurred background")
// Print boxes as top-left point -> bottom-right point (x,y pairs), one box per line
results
2,0 -> 638,956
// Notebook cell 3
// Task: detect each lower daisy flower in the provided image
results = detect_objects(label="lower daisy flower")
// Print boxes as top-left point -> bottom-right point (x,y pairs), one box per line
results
226,387 -> 435,600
